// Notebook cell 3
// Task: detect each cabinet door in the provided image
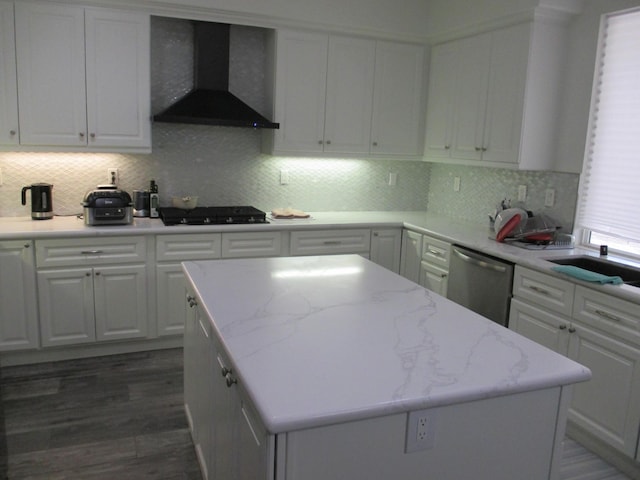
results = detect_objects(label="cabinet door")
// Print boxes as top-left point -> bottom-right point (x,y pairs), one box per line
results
370,41 -> 424,156
323,36 -> 375,154
508,298 -> 569,354
273,30 -> 328,154
0,1 -> 18,146
221,232 -> 283,258
156,264 -> 187,336
424,42 -> 457,159
15,3 -> 87,146
399,230 -> 422,283
85,9 -> 150,149
38,267 -> 96,346
568,323 -> 640,458
370,229 -> 401,273
290,229 -> 371,256
450,33 -> 491,160
481,23 -> 528,164
0,241 -> 39,351
93,264 -> 148,341
420,260 -> 448,297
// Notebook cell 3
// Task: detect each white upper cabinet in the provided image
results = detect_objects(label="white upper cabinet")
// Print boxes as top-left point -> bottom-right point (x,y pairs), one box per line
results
323,35 -> 376,154
370,41 -> 425,156
13,3 -> 150,151
271,29 -> 425,158
272,30 -> 328,155
424,19 -> 566,170
0,2 -> 19,146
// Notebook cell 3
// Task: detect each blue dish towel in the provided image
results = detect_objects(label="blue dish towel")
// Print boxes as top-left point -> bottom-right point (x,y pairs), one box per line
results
551,265 -> 624,285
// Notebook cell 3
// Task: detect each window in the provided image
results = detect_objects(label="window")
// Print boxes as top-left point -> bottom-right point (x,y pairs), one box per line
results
576,7 -> 640,259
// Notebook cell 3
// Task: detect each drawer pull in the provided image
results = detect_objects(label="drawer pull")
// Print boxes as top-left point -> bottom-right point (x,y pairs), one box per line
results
322,241 -> 342,245
225,374 -> 238,388
186,295 -> 197,308
594,309 -> 622,322
559,324 -> 567,330
568,327 -> 576,333
529,285 -> 551,296
81,250 -> 103,255
428,248 -> 443,256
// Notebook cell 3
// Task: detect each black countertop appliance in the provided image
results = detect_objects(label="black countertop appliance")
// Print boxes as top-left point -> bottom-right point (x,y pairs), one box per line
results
21,182 -> 54,220
82,186 -> 133,226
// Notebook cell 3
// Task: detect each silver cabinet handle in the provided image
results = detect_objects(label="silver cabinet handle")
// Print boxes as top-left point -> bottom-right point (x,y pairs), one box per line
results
427,248 -> 443,256
90,133 -> 96,139
568,327 -> 576,333
323,240 -> 342,245
318,140 -> 323,144
81,250 -> 103,255
529,285 -> 551,296
225,374 -> 238,387
186,295 -> 197,308
444,145 -> 450,150
452,247 -> 507,273
24,243 -> 30,249
9,129 -> 16,136
79,132 -> 85,138
95,271 -> 100,276
595,309 -> 622,322
372,141 -> 378,147
559,324 -> 567,330
325,140 -> 331,145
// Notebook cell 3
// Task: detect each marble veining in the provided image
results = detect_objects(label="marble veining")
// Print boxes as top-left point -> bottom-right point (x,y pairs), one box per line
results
184,254 -> 591,433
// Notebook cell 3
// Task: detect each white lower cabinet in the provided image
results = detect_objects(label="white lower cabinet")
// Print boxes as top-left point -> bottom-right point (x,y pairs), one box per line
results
158,232 -> 283,337
185,291 -> 271,480
35,237 -> 148,347
510,266 -> 640,459
400,229 -> 422,283
370,228 -> 401,273
290,229 -> 370,257
399,230 -> 451,295
418,234 -> 450,296
0,240 -> 39,351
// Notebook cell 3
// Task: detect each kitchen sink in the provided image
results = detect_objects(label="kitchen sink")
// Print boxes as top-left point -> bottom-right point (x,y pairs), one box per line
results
547,256 -> 640,286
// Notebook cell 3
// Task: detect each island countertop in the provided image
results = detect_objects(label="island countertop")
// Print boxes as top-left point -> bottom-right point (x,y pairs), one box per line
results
183,254 -> 591,434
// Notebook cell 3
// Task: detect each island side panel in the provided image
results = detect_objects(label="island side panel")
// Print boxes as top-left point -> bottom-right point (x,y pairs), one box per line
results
282,387 -> 563,480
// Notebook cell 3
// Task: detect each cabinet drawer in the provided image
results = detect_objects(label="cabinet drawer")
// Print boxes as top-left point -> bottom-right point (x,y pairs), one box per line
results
573,286 -> 640,346
36,236 -> 146,267
290,229 -> 370,256
422,235 -> 450,269
156,234 -> 222,262
222,232 -> 283,258
512,266 -> 574,316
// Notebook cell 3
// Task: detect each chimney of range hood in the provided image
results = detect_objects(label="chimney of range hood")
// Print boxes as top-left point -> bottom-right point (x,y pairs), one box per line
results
153,21 -> 279,129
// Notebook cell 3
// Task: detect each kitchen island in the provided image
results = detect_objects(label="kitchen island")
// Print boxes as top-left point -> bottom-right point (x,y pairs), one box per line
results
182,254 -> 591,480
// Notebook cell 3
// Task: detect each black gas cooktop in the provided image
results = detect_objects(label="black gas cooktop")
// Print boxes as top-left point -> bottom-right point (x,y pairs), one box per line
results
159,206 -> 268,226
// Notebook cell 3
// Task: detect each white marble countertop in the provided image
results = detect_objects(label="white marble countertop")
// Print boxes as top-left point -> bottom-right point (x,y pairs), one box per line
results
3,210 -> 640,303
183,254 -> 591,434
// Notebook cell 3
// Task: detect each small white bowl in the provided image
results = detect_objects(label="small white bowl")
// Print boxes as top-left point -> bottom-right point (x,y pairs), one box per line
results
171,196 -> 198,209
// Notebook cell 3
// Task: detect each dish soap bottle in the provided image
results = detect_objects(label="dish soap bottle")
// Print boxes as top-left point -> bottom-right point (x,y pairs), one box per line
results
149,180 -> 159,218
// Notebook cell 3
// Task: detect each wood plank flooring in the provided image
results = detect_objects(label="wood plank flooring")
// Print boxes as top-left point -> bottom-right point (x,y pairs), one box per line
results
0,347 -> 634,479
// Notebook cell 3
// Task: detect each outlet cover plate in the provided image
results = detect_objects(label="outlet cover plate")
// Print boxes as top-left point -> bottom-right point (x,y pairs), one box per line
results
405,408 -> 437,453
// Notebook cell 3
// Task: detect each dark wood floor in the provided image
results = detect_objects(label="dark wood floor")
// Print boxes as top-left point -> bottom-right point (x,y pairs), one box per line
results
0,348 -> 202,480
1,348 -> 634,480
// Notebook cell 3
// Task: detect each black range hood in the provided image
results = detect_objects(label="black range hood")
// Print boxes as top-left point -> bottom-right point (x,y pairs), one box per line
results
153,22 -> 279,129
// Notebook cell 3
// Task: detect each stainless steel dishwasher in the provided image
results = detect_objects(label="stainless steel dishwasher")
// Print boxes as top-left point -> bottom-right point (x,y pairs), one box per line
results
446,245 -> 515,326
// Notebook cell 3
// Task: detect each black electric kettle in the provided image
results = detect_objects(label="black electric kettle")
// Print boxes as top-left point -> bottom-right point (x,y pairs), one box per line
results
21,183 -> 54,220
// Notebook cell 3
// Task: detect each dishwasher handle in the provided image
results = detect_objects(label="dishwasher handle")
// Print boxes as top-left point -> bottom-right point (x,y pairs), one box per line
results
451,246 -> 508,274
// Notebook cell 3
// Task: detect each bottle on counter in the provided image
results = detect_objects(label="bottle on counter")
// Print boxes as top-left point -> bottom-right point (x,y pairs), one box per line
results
149,180 -> 159,218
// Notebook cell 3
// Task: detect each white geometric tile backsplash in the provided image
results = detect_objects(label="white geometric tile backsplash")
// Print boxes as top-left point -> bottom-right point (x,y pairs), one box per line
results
0,122 -> 579,231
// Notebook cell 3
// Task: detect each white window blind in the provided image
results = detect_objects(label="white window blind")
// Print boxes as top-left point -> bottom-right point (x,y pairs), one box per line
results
577,7 -> 640,244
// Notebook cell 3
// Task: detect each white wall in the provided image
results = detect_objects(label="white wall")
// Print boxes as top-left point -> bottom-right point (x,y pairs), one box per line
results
114,0 -> 431,41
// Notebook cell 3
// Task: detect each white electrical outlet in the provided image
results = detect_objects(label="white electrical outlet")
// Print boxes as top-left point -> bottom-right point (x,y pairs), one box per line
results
388,172 -> 398,186
545,188 -> 555,207
453,176 -> 461,192
280,169 -> 290,185
107,168 -> 119,185
405,409 -> 437,453
517,184 -> 527,202
0,167 -> 3,186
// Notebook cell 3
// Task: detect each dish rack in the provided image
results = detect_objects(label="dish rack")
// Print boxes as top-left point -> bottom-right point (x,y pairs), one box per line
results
508,232 -> 575,250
